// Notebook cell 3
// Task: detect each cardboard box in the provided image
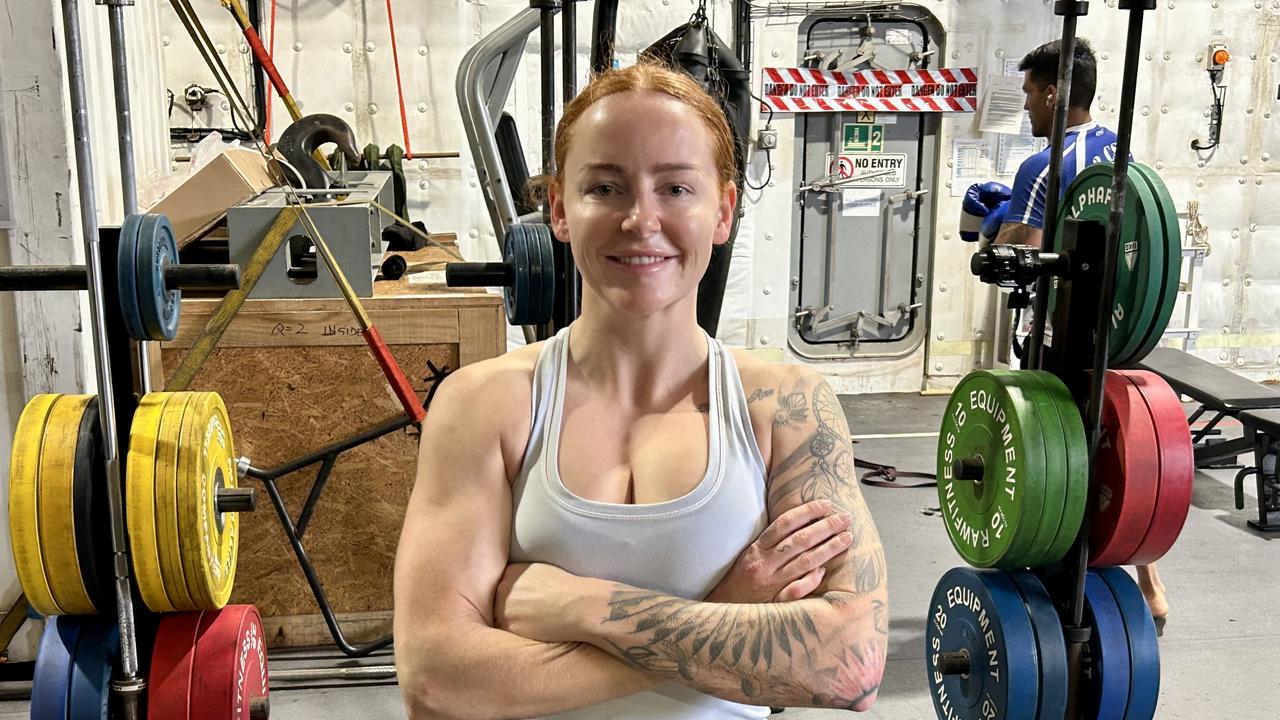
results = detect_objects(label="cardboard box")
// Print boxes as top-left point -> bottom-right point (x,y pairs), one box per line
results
149,148 -> 279,248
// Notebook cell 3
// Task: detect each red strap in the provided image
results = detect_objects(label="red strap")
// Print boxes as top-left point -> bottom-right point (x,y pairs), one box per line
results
265,0 -> 278,143
386,0 -> 412,158
362,326 -> 426,423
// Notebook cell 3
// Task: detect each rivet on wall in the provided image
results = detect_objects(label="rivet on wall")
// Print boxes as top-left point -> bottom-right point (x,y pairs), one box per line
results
419,46 -> 428,56
344,102 -> 354,112
293,41 -> 303,52
369,103 -> 379,114
239,44 -> 248,54
216,44 -> 226,54
762,286 -> 773,296
344,43 -> 353,53
419,180 -> 429,190
760,337 -> 770,345
163,36 -> 171,47
418,103 -> 428,113
365,42 -> 377,53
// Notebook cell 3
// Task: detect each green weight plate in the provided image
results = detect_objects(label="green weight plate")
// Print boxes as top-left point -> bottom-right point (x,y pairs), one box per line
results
937,371 -> 1047,568
503,224 -> 531,325
1002,372 -> 1067,569
1034,371 -> 1089,566
1125,164 -> 1183,365
1057,164 -> 1164,365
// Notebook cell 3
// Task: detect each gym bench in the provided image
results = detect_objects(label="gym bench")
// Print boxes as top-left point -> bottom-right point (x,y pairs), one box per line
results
1138,347 -> 1280,531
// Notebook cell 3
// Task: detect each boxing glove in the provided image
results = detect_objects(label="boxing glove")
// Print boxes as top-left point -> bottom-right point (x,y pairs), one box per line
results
980,200 -> 1010,242
959,182 -> 1013,242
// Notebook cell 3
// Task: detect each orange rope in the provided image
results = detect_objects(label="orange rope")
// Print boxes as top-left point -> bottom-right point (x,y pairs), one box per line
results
385,0 -> 412,159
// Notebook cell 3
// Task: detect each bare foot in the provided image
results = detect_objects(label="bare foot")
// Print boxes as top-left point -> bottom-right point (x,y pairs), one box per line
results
1136,563 -> 1169,619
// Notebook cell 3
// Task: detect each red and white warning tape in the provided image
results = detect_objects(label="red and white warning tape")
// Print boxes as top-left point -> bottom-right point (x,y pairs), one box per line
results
761,66 -> 979,114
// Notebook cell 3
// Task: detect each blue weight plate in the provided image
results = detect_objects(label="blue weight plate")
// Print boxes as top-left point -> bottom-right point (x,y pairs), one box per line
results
1097,568 -> 1161,720
135,214 -> 182,341
31,616 -> 79,719
503,224 -> 530,325
117,214 -> 147,341
1085,571 -> 1132,720
925,567 -> 1039,720
68,619 -> 118,720
1006,570 -> 1069,720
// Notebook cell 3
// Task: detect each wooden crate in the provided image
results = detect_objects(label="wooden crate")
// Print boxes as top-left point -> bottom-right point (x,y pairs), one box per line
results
157,271 -> 504,647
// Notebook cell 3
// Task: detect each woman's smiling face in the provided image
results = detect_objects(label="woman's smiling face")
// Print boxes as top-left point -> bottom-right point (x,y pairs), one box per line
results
549,90 -> 737,318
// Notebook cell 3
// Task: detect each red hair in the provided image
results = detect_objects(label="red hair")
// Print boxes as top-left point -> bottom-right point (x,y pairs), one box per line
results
528,60 -> 736,204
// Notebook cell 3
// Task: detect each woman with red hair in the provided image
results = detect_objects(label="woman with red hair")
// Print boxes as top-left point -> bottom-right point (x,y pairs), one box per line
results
394,61 -> 887,718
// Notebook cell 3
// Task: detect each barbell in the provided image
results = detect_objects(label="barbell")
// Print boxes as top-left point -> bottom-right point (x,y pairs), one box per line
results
0,212 -> 241,341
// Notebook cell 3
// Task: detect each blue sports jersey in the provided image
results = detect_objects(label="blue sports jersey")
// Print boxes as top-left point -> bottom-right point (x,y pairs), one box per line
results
1006,121 -> 1121,229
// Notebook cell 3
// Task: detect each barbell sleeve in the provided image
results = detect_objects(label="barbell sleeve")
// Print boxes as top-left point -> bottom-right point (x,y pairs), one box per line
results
0,263 -> 242,293
445,262 -> 514,288
216,486 -> 258,514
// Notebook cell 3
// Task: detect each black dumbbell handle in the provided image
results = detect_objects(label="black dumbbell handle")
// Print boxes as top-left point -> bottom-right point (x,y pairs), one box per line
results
445,262 -> 515,289
0,264 -> 242,292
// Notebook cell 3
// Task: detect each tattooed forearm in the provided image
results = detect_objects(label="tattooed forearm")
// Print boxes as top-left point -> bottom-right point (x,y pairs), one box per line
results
766,376 -> 887,598
599,588 -> 883,708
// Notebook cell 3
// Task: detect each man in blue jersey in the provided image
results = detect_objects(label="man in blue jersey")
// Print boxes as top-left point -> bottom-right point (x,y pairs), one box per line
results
961,39 -> 1119,248
960,39 -> 1170,628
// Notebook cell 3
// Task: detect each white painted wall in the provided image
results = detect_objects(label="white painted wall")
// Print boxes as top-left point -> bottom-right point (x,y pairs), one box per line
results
151,0 -> 1280,394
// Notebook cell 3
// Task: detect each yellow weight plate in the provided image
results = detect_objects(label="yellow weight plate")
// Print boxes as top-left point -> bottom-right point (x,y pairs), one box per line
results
126,392 -> 177,612
37,394 -> 97,615
177,393 -> 239,609
9,394 -> 64,616
155,392 -> 197,611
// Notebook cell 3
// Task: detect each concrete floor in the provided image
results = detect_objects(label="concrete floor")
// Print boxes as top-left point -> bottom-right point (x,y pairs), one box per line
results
6,392 -> 1278,718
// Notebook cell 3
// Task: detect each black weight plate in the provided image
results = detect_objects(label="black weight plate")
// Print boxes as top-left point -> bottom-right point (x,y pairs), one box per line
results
72,397 -> 113,612
1096,568 -> 1161,720
520,225 -> 544,327
135,214 -> 182,341
503,224 -> 531,325
117,214 -> 147,341
1006,571 -> 1069,720
532,223 -> 557,326
31,616 -> 79,719
68,618 -> 118,720
925,567 -> 1039,720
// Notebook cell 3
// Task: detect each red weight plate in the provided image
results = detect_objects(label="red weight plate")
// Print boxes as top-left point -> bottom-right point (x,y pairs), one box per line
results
148,611 -> 204,720
191,605 -> 270,720
1090,372 -> 1160,567
1123,370 -> 1194,565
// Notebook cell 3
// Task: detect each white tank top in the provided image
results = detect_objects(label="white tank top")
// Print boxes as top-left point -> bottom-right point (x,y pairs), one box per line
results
509,324 -> 771,719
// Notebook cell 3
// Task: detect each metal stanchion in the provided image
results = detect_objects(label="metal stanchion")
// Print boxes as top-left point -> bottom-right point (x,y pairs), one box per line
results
59,0 -> 144,714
